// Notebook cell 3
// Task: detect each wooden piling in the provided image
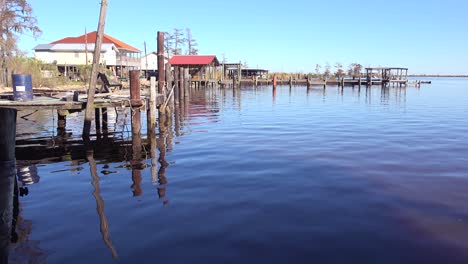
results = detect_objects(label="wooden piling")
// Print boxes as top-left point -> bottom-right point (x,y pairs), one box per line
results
179,67 -> 185,101
165,62 -> 173,111
157,32 -> 165,95
95,108 -> 101,131
0,108 -> 17,262
184,68 -> 190,98
130,70 -> 142,197
273,75 -> 277,89
83,0 -> 108,138
102,108 -> 108,132
148,76 -> 157,130
174,67 -> 180,104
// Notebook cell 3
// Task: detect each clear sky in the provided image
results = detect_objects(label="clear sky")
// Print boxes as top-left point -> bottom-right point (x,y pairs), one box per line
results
19,0 -> 468,75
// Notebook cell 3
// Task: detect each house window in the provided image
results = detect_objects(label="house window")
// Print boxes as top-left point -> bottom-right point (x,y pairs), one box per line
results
74,52 -> 79,58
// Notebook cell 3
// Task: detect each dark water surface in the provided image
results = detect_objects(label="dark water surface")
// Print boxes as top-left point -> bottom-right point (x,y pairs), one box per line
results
9,78 -> 468,263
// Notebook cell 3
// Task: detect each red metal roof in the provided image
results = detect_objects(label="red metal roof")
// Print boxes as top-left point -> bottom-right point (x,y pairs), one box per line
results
169,55 -> 219,66
51,31 -> 141,52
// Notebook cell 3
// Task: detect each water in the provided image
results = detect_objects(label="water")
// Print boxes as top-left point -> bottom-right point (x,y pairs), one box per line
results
8,78 -> 468,263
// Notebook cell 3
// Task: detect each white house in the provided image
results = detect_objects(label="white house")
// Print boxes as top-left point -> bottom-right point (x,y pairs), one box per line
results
34,31 -> 141,77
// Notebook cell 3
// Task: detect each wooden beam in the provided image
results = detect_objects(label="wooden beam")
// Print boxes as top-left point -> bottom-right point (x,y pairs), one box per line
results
83,0 -> 108,138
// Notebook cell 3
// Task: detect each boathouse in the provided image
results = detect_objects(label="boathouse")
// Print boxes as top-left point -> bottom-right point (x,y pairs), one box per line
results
33,31 -> 141,78
365,67 -> 408,86
169,55 -> 220,80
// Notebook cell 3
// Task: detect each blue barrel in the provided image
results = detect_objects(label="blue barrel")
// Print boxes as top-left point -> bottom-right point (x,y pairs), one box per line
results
12,74 -> 33,101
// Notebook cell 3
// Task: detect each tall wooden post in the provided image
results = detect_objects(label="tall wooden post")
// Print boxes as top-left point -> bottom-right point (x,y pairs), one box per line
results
174,67 -> 180,104
165,63 -> 173,111
148,76 -> 157,131
184,68 -> 190,98
237,61 -> 241,85
179,67 -> 185,101
129,70 -> 142,196
157,32 -> 165,95
0,108 -> 17,263
83,0 -> 108,138
273,75 -> 277,89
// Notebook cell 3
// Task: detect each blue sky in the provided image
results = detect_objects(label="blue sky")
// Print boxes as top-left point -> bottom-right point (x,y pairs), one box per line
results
19,0 -> 468,74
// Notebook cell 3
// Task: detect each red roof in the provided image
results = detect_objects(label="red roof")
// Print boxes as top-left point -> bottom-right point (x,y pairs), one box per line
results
169,55 -> 219,66
51,31 -> 140,52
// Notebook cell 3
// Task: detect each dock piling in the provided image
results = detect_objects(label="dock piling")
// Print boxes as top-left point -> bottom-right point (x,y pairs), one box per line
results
0,108 -> 17,263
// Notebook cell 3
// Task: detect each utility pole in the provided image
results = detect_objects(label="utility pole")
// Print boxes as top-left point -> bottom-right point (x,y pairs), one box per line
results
83,0 -> 108,138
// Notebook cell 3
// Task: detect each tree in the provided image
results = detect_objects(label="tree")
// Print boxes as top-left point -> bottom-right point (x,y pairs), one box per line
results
163,31 -> 173,58
242,60 -> 248,68
334,62 -> 344,79
323,63 -> 331,79
171,28 -> 185,55
0,0 -> 41,86
347,63 -> 362,79
185,28 -> 198,55
315,64 -> 321,77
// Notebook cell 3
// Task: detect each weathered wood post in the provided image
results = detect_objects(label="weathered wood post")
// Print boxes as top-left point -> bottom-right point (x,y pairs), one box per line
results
0,108 -> 17,263
148,76 -> 157,131
237,61 -> 241,86
165,62 -> 173,111
184,68 -> 190,99
289,76 -> 293,87
174,67 -> 180,104
157,32 -> 165,97
57,110 -> 68,136
273,75 -> 277,89
102,108 -> 108,135
179,67 -> 185,101
129,70 -> 143,197
95,108 -> 101,132
130,70 -> 141,137
83,0 -> 108,138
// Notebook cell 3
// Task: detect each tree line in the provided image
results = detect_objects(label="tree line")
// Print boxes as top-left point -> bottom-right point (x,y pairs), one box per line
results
163,28 -> 198,57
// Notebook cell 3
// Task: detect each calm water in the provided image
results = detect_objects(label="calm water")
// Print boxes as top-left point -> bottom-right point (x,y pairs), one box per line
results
8,78 -> 468,263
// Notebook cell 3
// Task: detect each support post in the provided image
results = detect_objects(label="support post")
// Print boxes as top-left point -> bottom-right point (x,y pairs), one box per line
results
0,108 -> 17,263
129,70 -> 142,196
179,67 -> 185,101
184,68 -> 190,98
174,67 -> 180,104
157,32 -> 165,95
83,0 -> 108,138
165,62 -> 173,111
148,76 -> 157,131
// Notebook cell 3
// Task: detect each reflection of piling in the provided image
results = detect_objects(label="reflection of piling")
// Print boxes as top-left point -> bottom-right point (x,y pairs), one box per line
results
87,150 -> 119,259
157,115 -> 169,205
0,108 -> 17,262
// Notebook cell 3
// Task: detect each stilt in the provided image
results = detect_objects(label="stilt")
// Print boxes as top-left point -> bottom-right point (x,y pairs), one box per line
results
0,108 -> 17,263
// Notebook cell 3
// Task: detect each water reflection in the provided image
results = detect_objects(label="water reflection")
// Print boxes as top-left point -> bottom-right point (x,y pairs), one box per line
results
86,149 -> 119,259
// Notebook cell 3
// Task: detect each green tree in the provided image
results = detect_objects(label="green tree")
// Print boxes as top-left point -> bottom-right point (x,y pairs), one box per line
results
0,0 -> 41,86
